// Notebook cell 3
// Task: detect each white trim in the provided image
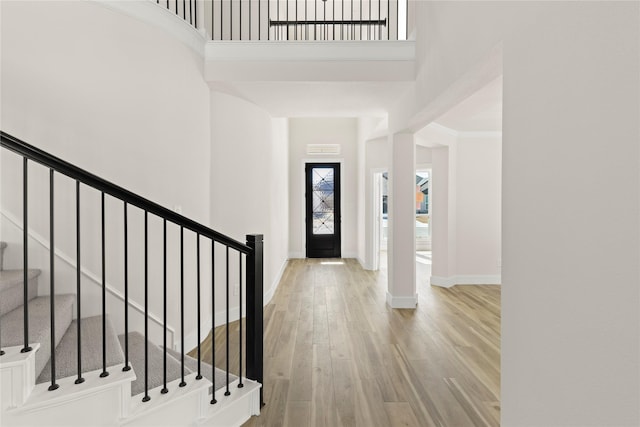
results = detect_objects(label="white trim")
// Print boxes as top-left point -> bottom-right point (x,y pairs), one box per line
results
264,259 -> 288,305
288,252 -> 305,259
0,209 -> 176,346
205,40 -> 415,62
0,344 -> 40,410
385,292 -> 418,309
430,275 -> 501,288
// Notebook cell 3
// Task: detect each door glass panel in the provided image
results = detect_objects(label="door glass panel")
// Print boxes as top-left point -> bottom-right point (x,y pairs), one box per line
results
312,167 -> 335,235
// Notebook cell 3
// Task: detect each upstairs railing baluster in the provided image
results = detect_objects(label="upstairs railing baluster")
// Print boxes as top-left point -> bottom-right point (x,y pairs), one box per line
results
48,169 -> 59,391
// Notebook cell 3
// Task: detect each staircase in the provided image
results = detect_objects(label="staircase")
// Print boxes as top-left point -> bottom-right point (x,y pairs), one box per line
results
0,132 -> 263,426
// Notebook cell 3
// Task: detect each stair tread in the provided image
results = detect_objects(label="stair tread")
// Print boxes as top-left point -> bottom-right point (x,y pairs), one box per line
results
37,314 -> 125,384
1,294 -> 75,378
0,269 -> 41,317
119,331 -> 192,397
166,347 -> 236,393
0,269 -> 41,288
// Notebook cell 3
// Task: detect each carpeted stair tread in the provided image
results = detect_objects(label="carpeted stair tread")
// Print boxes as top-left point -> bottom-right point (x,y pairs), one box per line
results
166,347 -> 235,393
38,314 -> 125,384
1,294 -> 74,378
0,269 -> 41,316
119,331 -> 192,397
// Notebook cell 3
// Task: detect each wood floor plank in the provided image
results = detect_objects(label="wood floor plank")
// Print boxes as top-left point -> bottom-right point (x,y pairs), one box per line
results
195,258 -> 501,426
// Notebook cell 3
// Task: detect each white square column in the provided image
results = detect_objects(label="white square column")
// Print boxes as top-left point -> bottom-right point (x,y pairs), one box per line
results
386,132 -> 417,308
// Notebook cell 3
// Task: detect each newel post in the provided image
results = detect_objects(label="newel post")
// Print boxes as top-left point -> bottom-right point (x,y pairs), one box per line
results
245,234 -> 264,407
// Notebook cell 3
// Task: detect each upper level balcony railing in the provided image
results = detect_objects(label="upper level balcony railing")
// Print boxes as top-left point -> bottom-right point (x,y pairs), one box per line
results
154,0 -> 414,41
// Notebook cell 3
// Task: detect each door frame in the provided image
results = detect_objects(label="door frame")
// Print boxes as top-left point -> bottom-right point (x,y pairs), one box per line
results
301,158 -> 344,258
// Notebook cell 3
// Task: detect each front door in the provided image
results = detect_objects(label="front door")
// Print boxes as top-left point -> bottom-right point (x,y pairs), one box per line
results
305,163 -> 341,258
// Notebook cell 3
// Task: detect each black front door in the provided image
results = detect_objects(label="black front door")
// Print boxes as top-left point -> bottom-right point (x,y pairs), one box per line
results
305,163 -> 341,258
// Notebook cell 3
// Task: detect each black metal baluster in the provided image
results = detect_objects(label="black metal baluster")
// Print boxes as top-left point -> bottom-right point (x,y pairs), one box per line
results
360,0 -> 362,39
100,192 -> 109,378
176,0 -> 178,14
341,0 -> 344,39
195,0 -> 198,27
249,0 -> 252,40
183,0 -> 186,19
143,211 -> 150,402
161,219 -> 168,394
210,240 -> 217,405
224,246 -> 230,396
240,0 -> 242,40
378,0 -> 381,39
267,0 -> 270,40
352,0 -> 355,39
333,0 -> 335,40
75,181 -> 84,384
180,226 -> 186,387
314,0 -> 316,40
21,158 -> 32,354
123,202 -> 131,372
48,169 -> 58,391
259,0 -> 261,40
238,251 -> 243,388
196,234 -> 202,380
231,0 -> 233,40
304,0 -> 307,39
369,0 -> 372,39
396,0 -> 398,40
220,0 -> 223,40
167,0 -> 169,9
212,0 -> 215,40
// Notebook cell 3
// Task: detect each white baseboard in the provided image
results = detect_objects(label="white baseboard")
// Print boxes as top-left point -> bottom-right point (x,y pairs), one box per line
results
386,292 -> 418,309
288,252 -> 305,259
430,275 -> 502,288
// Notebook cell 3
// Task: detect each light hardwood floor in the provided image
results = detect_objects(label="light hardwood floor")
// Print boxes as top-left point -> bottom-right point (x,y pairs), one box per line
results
194,258 -> 500,427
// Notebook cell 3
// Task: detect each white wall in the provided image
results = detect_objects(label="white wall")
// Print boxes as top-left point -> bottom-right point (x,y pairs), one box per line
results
288,118 -> 358,258
0,0 -> 211,347
209,91 -> 289,322
409,1 -> 639,424
456,136 -> 501,277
